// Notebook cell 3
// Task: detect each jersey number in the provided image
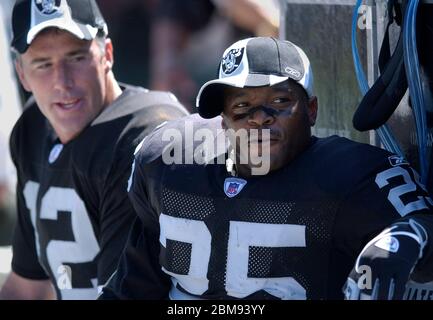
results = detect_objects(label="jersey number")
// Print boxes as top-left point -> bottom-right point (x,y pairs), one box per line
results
159,213 -> 307,299
23,181 -> 100,299
375,166 -> 432,216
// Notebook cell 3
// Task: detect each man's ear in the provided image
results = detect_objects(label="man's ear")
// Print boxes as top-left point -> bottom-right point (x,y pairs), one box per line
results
307,96 -> 318,126
104,38 -> 114,73
15,59 -> 31,92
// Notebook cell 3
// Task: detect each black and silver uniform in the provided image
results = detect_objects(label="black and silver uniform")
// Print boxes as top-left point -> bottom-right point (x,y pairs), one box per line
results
10,85 -> 188,299
102,114 -> 433,300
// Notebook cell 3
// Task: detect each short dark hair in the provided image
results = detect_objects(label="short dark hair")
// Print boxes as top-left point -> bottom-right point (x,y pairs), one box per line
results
95,29 -> 106,54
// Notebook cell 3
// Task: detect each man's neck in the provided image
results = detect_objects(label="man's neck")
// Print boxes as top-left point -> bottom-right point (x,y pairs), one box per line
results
103,72 -> 123,108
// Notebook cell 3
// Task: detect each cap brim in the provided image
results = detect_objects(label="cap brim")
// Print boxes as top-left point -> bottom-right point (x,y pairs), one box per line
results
13,20 -> 99,54
27,18 -> 98,44
196,73 -> 289,119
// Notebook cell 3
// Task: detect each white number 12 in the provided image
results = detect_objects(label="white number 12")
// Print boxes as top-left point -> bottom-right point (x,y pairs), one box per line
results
23,181 -> 100,300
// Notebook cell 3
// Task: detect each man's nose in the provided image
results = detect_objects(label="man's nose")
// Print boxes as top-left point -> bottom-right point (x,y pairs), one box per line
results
247,107 -> 275,127
53,62 -> 73,90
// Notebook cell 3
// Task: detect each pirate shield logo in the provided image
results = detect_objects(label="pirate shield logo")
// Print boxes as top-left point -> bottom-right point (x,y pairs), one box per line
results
35,0 -> 61,15
221,48 -> 244,75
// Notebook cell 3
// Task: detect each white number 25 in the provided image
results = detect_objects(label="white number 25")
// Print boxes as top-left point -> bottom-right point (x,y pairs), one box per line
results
159,213 -> 307,300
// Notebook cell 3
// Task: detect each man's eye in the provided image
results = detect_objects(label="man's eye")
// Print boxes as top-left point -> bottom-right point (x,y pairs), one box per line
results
70,55 -> 86,62
234,102 -> 248,108
233,113 -> 249,121
36,63 -> 51,70
273,97 -> 290,104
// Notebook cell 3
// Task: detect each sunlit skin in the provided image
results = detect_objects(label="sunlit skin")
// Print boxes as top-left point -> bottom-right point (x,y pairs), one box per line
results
15,28 -> 122,144
222,80 -> 318,177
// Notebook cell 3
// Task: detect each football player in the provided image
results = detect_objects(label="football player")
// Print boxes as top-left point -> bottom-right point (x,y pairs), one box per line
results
0,0 -> 188,300
100,37 -> 433,300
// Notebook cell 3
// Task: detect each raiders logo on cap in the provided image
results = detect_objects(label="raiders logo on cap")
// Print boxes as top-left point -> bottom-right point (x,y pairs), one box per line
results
222,48 -> 244,75
35,0 -> 61,15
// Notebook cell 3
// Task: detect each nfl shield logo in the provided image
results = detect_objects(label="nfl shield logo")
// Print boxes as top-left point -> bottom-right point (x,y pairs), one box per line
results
227,183 -> 240,196
224,177 -> 247,198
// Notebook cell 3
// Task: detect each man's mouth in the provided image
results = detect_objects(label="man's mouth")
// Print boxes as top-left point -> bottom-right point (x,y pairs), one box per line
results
250,137 -> 280,143
54,98 -> 81,110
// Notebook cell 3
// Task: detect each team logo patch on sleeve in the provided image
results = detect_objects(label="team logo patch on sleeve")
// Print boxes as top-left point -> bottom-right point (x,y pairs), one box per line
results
224,177 -> 247,198
388,155 -> 409,167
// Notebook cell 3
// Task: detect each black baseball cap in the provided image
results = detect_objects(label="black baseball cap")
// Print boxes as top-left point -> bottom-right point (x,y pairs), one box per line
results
196,37 -> 314,119
11,0 -> 107,54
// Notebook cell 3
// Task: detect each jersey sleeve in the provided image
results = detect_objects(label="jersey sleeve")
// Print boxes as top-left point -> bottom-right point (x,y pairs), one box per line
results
99,160 -> 171,299
9,123 -> 49,280
96,153 -> 138,285
332,155 -> 433,280
71,137 -> 138,286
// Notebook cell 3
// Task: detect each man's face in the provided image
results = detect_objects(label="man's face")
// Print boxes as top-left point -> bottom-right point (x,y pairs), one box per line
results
222,80 -> 318,175
16,29 -> 112,143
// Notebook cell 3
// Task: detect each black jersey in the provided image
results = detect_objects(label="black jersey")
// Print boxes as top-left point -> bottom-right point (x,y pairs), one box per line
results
102,114 -> 433,300
10,85 -> 188,299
